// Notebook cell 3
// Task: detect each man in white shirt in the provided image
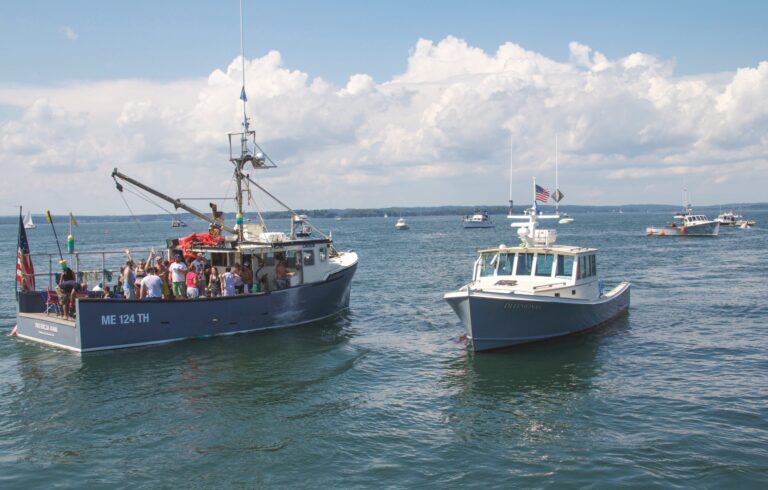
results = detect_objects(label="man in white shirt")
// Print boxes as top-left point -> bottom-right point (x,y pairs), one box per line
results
169,258 -> 188,299
140,267 -> 163,299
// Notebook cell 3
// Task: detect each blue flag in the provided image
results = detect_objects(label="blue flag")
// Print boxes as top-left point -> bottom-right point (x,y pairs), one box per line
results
240,86 -> 247,102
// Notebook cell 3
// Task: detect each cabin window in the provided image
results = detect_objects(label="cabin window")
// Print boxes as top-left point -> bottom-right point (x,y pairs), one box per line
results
535,254 -> 554,276
479,253 -> 497,277
556,255 -> 574,278
303,250 -> 315,267
516,253 -> 535,276
497,253 -> 513,275
577,254 -> 596,279
319,247 -> 327,262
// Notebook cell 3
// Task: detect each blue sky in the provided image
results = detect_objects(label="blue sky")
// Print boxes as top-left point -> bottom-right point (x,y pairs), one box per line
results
3,1 -> 765,84
1,1 -> 767,214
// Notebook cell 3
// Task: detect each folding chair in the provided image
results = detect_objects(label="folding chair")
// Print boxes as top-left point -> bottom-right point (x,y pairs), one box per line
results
45,288 -> 62,316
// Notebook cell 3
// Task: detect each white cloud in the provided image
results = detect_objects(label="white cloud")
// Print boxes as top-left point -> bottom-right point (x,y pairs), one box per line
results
61,26 -> 79,41
0,37 -> 767,214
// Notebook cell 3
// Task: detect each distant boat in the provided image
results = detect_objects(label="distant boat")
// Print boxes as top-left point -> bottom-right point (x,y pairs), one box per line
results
24,211 -> 36,229
646,190 -> 719,236
462,211 -> 495,228
384,212 -> 388,218
171,218 -> 187,228
395,217 -> 410,230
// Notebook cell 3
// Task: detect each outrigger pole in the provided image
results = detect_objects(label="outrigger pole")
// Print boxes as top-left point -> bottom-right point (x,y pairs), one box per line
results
111,169 -> 237,235
45,210 -> 65,263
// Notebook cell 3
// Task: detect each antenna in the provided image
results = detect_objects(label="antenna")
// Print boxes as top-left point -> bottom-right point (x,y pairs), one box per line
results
507,133 -> 514,217
555,134 -> 559,214
239,0 -> 248,133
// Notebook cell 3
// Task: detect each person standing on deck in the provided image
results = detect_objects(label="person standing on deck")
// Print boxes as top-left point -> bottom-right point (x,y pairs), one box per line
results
140,267 -> 163,299
186,265 -> 200,299
169,257 -> 187,299
122,261 -> 136,300
221,266 -> 237,296
241,260 -> 254,294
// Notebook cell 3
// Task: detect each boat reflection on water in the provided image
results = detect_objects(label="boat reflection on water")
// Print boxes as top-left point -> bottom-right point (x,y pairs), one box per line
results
440,316 -> 629,439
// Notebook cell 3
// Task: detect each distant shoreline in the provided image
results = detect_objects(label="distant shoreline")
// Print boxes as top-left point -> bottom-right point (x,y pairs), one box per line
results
3,202 -> 767,225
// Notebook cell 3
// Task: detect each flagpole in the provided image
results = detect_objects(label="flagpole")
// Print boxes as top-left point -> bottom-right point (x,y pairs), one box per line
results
555,135 -> 559,214
16,205 -> 22,296
46,211 -> 65,264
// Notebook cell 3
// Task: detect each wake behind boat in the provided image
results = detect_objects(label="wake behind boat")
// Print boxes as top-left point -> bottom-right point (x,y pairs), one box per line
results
444,178 -> 630,352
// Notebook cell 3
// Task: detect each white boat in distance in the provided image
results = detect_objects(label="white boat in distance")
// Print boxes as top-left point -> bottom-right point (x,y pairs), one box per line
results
647,203 -> 719,236
171,218 -> 187,228
24,211 -> 36,229
462,211 -> 496,228
444,179 -> 630,352
395,218 -> 410,230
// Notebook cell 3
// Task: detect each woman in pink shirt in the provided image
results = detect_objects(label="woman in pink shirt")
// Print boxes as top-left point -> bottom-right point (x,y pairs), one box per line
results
186,265 -> 200,299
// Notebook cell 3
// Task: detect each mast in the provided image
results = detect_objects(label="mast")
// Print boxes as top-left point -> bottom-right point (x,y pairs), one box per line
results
507,133 -> 514,217
555,135 -> 559,214
234,0 -> 248,242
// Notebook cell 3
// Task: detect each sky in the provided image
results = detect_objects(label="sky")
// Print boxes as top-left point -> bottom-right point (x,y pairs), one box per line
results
1,0 -> 767,215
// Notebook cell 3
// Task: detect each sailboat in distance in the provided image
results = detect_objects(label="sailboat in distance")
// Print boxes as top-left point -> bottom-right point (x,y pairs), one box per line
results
554,135 -> 574,224
24,211 -> 36,229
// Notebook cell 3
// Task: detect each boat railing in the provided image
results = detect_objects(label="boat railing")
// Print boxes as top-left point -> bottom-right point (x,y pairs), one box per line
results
532,281 -> 568,291
27,249 -> 156,290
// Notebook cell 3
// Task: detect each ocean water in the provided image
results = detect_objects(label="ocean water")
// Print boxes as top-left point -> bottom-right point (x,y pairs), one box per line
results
1,212 -> 767,488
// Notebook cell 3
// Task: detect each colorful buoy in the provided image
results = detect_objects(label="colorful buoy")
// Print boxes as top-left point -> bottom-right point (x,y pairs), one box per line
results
67,234 -> 75,253
236,212 -> 243,226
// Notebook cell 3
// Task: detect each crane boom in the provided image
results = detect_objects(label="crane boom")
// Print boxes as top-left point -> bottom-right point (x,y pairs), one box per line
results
112,168 -> 237,235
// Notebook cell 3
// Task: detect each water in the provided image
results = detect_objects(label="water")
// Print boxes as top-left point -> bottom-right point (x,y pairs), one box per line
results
1,212 -> 767,488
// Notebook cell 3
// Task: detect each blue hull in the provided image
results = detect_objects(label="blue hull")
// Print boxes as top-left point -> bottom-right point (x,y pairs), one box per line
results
16,263 -> 356,352
445,283 -> 630,352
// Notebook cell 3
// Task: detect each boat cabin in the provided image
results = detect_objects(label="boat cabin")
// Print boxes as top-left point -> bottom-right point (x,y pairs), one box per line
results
680,214 -> 710,225
471,245 -> 600,299
170,233 -> 335,291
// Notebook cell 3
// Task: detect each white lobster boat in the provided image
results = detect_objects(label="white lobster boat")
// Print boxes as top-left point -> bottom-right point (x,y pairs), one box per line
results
445,179 -> 630,352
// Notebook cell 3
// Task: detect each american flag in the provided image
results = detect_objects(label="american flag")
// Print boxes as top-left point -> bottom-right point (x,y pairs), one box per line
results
17,214 -> 35,291
535,184 -> 550,203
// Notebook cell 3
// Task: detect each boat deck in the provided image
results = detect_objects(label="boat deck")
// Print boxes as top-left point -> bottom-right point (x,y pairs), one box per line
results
18,312 -> 76,327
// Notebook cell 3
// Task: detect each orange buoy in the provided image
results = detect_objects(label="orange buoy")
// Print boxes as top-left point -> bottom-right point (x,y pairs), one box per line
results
680,227 -> 686,234
660,230 -> 666,236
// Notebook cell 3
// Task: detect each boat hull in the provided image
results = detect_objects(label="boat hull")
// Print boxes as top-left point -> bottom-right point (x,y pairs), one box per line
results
646,221 -> 719,236
444,282 -> 630,352
16,263 -> 356,352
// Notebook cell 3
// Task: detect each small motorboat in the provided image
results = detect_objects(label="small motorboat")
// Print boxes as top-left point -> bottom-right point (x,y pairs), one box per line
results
462,211 -> 495,228
395,218 -> 410,230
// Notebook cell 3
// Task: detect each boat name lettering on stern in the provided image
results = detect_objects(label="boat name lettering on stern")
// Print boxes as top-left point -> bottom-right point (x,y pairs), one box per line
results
101,313 -> 151,326
503,303 -> 542,311
34,322 -> 58,336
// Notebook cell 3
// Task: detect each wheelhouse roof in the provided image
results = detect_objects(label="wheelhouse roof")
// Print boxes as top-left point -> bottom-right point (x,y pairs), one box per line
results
477,244 -> 597,255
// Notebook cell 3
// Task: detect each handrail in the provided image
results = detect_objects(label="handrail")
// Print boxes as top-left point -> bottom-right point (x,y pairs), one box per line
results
532,281 -> 568,291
